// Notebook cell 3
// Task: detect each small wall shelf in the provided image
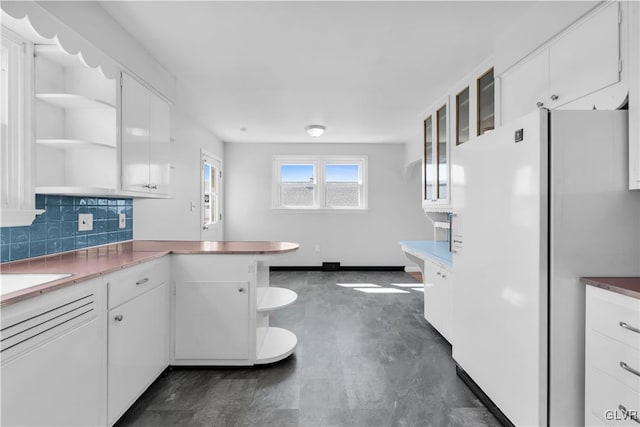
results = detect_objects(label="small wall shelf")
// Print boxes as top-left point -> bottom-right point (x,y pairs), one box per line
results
257,287 -> 298,312
255,327 -> 297,365
36,139 -> 116,150
36,93 -> 115,110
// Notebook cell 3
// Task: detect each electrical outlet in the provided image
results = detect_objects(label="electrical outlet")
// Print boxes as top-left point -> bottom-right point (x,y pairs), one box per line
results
118,213 -> 126,229
78,213 -> 93,231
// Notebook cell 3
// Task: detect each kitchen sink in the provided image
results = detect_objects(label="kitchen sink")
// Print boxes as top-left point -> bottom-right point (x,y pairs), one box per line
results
0,273 -> 73,296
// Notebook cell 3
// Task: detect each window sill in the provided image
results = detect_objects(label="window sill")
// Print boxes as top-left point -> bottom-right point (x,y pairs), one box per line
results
272,208 -> 370,214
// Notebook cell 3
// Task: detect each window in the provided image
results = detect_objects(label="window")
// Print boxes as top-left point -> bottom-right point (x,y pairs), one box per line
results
202,153 -> 222,228
273,156 -> 367,210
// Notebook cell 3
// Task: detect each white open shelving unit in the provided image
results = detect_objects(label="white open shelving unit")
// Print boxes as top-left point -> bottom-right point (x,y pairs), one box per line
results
254,263 -> 298,364
34,43 -> 118,195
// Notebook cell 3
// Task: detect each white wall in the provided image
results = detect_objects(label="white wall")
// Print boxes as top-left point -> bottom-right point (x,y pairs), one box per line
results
225,142 -> 431,267
133,99 -> 224,241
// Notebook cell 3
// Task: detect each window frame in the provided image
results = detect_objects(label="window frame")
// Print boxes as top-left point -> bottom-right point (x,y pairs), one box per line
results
272,155 -> 368,211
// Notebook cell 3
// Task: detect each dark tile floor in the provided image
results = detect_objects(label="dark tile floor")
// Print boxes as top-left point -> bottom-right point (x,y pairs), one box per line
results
115,271 -> 500,427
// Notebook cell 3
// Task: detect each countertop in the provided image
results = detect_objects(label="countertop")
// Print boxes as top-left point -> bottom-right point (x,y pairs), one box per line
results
582,277 -> 640,300
399,240 -> 452,266
0,240 -> 299,305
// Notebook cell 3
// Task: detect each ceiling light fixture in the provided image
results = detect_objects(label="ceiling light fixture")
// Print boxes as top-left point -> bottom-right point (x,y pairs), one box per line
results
305,124 -> 326,137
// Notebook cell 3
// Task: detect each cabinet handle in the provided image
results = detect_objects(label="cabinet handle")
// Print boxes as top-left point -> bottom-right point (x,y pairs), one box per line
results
619,321 -> 640,334
150,184 -> 158,190
143,184 -> 151,189
436,271 -> 442,276
536,101 -> 544,108
620,361 -> 640,378
550,94 -> 559,101
136,277 -> 150,285
618,405 -> 640,424
442,274 -> 447,279
238,287 -> 245,293
114,314 -> 124,322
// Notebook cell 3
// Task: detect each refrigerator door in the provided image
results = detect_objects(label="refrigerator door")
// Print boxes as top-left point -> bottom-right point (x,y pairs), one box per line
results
451,109 -> 548,426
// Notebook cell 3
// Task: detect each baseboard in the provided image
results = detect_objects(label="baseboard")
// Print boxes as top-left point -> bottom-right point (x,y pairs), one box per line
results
269,266 -> 405,272
404,266 -> 421,273
455,365 -> 514,427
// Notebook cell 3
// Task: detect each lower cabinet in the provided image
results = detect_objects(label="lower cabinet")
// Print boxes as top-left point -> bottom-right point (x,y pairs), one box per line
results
172,254 -> 252,365
424,260 -> 454,343
0,277 -> 106,427
106,259 -> 170,426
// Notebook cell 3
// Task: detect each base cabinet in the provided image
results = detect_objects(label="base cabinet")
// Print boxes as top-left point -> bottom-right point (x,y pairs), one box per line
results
0,278 -> 106,427
424,260 -> 453,343
106,259 -> 170,426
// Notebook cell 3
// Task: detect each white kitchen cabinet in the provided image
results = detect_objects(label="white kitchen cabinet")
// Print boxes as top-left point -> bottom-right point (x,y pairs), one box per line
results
585,285 -> 640,426
423,97 -> 451,211
0,30 -> 42,226
33,43 -> 119,195
121,72 -> 171,196
500,2 -> 622,124
630,0 -> 640,190
172,254 -> 298,366
106,258 -> 170,426
173,254 -> 251,364
423,259 -> 453,343
0,277 -> 106,426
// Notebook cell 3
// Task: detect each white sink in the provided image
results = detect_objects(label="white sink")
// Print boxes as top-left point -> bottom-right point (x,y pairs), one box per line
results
0,273 -> 73,296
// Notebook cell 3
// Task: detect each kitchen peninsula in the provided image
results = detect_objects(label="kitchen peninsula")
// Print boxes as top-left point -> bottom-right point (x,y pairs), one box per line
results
0,240 -> 299,426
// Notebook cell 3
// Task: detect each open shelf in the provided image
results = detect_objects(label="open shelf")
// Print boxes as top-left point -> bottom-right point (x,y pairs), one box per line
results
36,139 -> 116,150
255,327 -> 297,365
257,287 -> 298,312
36,93 -> 116,110
36,44 -> 87,68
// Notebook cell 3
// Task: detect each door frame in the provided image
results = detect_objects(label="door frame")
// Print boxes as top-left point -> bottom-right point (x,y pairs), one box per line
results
200,149 -> 223,241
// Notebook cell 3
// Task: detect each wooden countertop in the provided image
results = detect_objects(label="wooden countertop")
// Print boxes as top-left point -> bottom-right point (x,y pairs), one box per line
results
0,240 -> 299,305
582,277 -> 640,299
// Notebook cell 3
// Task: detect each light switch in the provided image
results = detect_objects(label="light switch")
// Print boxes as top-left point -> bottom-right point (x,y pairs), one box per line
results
78,213 -> 93,231
119,213 -> 126,229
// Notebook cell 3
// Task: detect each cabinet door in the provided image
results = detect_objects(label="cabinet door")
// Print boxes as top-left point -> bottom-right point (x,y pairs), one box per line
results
148,92 -> 171,195
549,2 -> 620,108
175,281 -> 249,361
435,103 -> 449,203
423,116 -> 435,202
108,283 -> 169,425
500,50 -> 549,125
423,263 -> 453,342
121,72 -> 150,193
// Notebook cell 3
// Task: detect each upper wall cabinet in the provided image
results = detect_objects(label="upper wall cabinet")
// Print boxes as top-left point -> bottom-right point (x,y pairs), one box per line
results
121,72 -> 170,196
34,44 -> 118,195
0,29 -> 43,226
500,2 -> 622,124
423,97 -> 451,211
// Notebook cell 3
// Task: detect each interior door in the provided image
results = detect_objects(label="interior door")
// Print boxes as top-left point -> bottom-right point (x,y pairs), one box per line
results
201,150 -> 223,241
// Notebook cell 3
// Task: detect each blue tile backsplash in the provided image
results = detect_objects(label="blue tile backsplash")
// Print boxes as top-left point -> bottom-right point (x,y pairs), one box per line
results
0,195 -> 133,263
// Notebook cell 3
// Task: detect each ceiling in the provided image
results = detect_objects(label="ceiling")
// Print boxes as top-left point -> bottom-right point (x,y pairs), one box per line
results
100,1 -> 535,144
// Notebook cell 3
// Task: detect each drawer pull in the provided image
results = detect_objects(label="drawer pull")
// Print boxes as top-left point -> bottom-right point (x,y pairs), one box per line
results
135,278 -> 150,286
619,321 -> 640,334
618,405 -> 640,424
620,361 -> 640,378
114,315 -> 124,322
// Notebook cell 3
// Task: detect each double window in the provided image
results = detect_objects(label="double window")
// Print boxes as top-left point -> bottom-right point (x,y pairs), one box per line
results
273,156 -> 368,210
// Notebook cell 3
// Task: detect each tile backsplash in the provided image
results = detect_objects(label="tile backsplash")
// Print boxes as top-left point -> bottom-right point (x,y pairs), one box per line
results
0,195 -> 133,263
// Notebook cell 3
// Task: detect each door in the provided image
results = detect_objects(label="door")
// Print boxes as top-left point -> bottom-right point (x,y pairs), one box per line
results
201,150 -> 223,241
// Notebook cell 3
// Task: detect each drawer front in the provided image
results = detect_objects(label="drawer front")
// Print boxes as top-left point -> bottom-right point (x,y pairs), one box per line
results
588,331 -> 640,394
587,286 -> 640,350
587,366 -> 640,426
107,257 -> 170,308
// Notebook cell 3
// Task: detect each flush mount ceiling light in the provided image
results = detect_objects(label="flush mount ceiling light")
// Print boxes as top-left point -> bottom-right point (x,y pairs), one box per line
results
305,124 -> 326,137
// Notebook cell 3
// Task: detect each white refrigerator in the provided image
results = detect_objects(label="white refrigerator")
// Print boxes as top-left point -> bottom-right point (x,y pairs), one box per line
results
450,109 -> 640,426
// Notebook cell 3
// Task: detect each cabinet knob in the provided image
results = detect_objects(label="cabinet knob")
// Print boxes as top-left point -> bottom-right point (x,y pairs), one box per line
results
143,184 -> 150,189
238,287 -> 245,293
536,101 -> 544,108
150,184 -> 158,190
436,271 -> 442,276
550,94 -> 559,101
442,274 -> 447,279
114,314 -> 124,322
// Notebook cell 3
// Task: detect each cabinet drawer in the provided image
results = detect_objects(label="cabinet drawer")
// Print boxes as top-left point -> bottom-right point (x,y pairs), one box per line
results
588,331 -> 640,394
107,257 -> 169,308
587,286 -> 640,350
587,367 -> 640,426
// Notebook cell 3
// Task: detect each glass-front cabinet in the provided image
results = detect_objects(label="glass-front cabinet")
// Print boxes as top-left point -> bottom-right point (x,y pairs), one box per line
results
477,68 -> 495,136
456,87 -> 470,145
423,98 -> 450,210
